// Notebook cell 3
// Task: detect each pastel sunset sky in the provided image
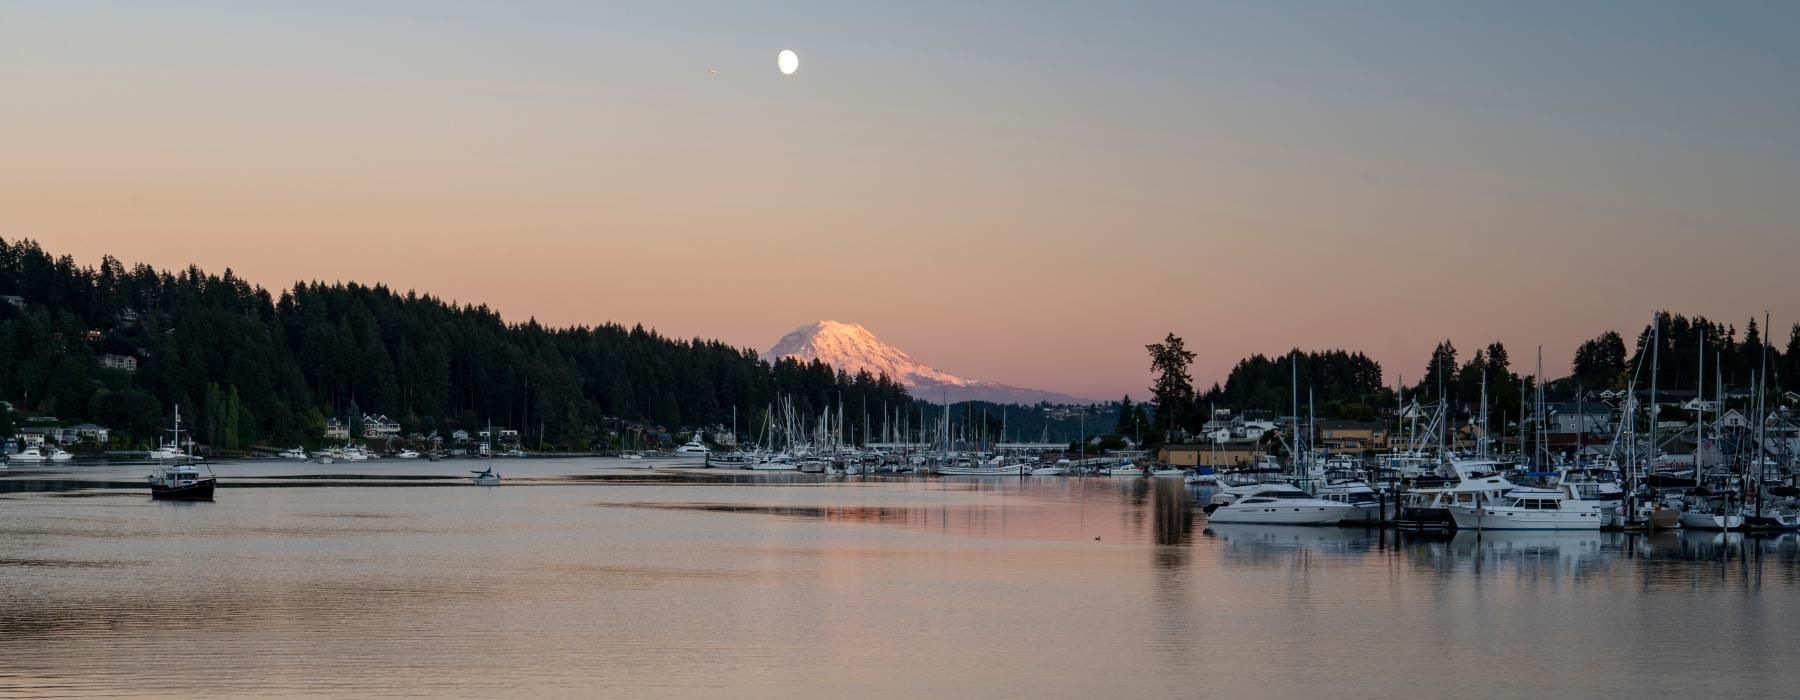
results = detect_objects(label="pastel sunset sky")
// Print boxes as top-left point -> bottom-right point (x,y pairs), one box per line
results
4,2 -> 1797,400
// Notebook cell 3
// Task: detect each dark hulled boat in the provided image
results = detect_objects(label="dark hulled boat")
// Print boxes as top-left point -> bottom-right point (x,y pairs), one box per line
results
145,406 -> 216,501
148,463 -> 217,500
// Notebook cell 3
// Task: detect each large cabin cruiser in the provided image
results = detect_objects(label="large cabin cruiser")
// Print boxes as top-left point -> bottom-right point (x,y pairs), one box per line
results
671,437 -> 711,460
1448,483 -> 1613,531
1396,458 -> 1525,531
1204,484 -> 1353,525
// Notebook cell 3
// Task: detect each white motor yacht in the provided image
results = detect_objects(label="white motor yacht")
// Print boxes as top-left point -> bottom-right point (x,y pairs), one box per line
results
1204,485 -> 1353,525
9,445 -> 48,462
279,447 -> 308,459
1449,483 -> 1613,531
671,437 -> 711,460
48,446 -> 74,461
395,449 -> 420,459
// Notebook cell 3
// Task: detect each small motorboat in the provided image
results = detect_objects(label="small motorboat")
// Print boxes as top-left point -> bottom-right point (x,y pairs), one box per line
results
48,446 -> 74,461
1107,460 -> 1146,477
148,463 -> 217,501
471,466 -> 501,486
1150,467 -> 1185,477
1183,469 -> 1218,485
279,447 -> 308,460
395,449 -> 420,459
8,446 -> 48,462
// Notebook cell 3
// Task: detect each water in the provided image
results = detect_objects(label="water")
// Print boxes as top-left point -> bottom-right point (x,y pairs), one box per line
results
3,457 -> 1797,698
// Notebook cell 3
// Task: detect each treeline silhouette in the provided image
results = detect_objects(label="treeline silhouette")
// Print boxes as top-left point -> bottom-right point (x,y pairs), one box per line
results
0,238 -> 911,450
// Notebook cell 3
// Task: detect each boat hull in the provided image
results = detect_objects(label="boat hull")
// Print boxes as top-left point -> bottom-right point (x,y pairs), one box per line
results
1396,506 -> 1454,531
1449,506 -> 1607,531
150,478 -> 216,501
1338,503 -> 1391,525
1741,514 -> 1798,532
1679,511 -> 1744,531
1207,502 -> 1351,526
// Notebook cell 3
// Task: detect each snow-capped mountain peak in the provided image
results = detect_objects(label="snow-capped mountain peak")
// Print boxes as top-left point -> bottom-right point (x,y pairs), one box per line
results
766,321 -> 1090,405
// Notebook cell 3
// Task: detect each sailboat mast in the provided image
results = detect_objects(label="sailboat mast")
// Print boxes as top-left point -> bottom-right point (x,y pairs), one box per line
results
1479,370 -> 1489,459
1648,319 -> 1660,484
1697,328 -> 1706,471
1756,310 -> 1770,520
1291,353 -> 1300,477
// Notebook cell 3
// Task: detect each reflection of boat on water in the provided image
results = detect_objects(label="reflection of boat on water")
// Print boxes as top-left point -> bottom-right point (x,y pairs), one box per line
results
1206,522 -> 1357,542
1447,531 -> 1610,562
1203,523 -> 1360,552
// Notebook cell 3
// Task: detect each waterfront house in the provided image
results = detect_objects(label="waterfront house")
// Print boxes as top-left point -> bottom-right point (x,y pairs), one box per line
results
324,418 -> 350,441
362,414 -> 402,438
451,429 -> 471,446
98,353 -> 138,373
477,427 -> 520,445
65,423 -> 110,445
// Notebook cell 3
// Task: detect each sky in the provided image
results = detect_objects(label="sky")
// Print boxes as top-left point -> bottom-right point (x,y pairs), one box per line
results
4,1 -> 1798,400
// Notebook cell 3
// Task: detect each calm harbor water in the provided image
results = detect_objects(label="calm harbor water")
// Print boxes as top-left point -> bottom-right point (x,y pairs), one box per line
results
3,457 -> 1798,698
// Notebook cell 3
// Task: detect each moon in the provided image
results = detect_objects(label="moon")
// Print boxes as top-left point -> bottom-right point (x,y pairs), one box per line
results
777,50 -> 798,75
